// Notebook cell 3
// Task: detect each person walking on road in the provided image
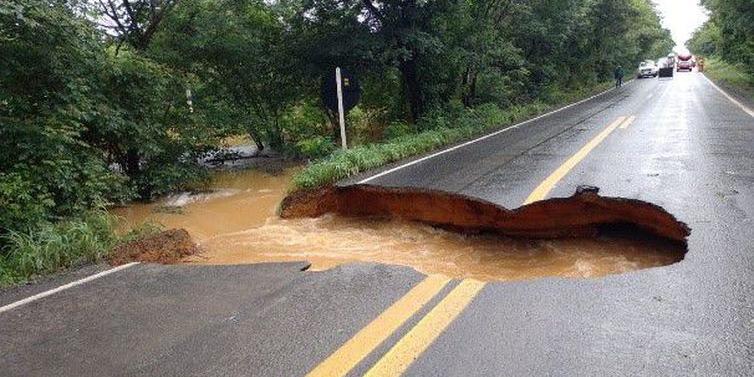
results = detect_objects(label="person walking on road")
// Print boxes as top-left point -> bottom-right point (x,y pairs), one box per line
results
614,65 -> 624,88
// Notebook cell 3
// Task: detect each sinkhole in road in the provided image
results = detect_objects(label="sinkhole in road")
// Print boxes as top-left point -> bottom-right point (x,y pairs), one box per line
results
113,168 -> 688,282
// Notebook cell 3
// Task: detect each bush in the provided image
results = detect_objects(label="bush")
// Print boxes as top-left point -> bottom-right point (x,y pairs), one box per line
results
347,106 -> 390,145
275,102 -> 336,157
383,121 -> 414,140
295,136 -> 337,159
0,172 -> 52,234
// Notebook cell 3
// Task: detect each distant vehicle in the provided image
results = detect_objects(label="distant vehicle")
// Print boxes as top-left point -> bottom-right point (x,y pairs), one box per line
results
677,60 -> 692,71
666,53 -> 676,68
677,53 -> 693,72
637,60 -> 658,78
657,55 -> 675,78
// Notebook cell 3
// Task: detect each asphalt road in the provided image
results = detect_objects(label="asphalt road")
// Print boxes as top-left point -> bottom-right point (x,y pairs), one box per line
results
2,72 -> 752,376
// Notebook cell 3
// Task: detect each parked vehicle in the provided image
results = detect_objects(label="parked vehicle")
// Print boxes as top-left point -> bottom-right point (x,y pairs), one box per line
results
637,60 -> 658,78
658,54 -> 675,78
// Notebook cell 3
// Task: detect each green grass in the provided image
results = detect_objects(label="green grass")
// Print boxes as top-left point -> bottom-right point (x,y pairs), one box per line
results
290,82 -> 614,192
0,212 -> 117,286
703,57 -> 754,102
0,212 -> 161,286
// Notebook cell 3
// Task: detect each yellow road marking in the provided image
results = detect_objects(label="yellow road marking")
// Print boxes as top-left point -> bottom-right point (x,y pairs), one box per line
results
523,116 -> 627,204
363,280 -> 486,377
619,115 -> 636,129
306,275 -> 450,377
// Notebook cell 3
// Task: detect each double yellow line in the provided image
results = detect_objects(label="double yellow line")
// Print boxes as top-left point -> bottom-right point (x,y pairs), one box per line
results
306,275 -> 451,376
308,115 -> 634,377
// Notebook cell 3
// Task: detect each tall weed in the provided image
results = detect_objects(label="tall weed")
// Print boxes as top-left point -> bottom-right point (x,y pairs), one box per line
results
0,212 -> 118,285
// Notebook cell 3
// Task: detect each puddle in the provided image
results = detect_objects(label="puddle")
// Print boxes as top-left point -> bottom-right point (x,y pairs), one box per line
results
112,168 -> 686,282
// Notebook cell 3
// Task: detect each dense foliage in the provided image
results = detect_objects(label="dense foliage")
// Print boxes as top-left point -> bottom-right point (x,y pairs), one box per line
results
688,0 -> 754,71
1,0 -> 671,282
687,0 -> 754,99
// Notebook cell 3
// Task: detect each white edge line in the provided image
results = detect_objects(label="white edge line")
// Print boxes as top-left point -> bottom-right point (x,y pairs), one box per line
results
0,262 -> 140,314
358,82 -> 628,183
702,73 -> 754,118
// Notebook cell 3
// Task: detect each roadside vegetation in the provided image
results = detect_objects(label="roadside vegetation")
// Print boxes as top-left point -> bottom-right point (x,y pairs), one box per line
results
1,0 -> 673,284
687,0 -> 754,101
0,212 -> 160,286
292,83 -> 615,191
702,58 -> 754,102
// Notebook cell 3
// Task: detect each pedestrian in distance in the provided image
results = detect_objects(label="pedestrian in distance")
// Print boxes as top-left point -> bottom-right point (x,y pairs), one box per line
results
614,65 -> 624,88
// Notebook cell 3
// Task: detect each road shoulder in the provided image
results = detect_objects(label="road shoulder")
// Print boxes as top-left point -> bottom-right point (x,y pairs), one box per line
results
0,263 -> 115,307
702,72 -> 754,115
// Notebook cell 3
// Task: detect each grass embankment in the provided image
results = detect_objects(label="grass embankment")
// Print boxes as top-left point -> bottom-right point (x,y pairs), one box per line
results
703,57 -> 754,102
291,82 -> 614,192
0,212 -> 158,286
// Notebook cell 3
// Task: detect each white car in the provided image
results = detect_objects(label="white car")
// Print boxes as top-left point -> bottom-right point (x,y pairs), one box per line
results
637,60 -> 658,78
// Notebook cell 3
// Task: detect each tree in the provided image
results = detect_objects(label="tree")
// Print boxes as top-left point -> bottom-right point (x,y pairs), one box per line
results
88,50 -> 212,198
688,21 -> 720,57
0,0 -> 126,232
698,0 -> 754,71
96,0 -> 178,50
151,0 -> 306,152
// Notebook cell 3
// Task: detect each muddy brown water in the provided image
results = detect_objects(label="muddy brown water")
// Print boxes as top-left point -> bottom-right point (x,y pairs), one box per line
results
112,168 -> 684,281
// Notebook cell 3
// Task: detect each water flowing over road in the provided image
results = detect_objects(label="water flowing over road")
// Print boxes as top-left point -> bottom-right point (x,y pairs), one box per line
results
114,169 -> 684,281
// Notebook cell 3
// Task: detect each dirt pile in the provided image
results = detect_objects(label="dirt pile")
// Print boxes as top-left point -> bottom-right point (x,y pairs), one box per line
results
109,229 -> 200,265
280,185 -> 690,242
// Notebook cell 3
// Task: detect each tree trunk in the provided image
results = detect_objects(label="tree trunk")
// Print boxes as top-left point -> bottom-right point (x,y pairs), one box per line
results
461,66 -> 478,107
246,127 -> 265,155
468,71 -> 478,106
124,148 -> 140,178
268,117 -> 284,151
399,57 -> 423,122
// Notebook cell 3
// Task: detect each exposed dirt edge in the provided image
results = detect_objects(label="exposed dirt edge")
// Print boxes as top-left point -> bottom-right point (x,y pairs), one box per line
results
109,229 -> 200,265
280,185 -> 690,242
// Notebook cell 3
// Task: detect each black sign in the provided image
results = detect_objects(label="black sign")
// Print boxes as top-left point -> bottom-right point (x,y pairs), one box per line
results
321,69 -> 361,113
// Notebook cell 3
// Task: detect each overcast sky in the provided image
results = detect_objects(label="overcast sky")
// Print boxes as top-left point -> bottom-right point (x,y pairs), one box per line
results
652,0 -> 709,53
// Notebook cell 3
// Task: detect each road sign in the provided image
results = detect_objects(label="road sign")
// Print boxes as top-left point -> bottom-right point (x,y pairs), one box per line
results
321,68 -> 360,113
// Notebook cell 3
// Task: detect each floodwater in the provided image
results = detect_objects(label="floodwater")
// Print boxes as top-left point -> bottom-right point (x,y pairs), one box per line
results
112,168 -> 684,281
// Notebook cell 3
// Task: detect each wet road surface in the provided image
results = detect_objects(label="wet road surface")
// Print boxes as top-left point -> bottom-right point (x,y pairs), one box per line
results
2,72 -> 753,376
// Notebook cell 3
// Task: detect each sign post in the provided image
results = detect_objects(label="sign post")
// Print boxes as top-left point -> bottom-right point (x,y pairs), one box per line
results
336,67 -> 347,149
321,67 -> 360,149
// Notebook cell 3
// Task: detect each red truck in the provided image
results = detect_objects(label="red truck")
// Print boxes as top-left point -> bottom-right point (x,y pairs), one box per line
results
677,54 -> 693,72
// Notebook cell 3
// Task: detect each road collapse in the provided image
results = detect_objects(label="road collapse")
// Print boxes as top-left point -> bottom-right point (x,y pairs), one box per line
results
114,169 -> 690,281
280,185 -> 690,243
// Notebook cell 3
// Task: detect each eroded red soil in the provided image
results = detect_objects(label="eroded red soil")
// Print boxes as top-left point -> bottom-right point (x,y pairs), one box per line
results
280,185 -> 690,242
